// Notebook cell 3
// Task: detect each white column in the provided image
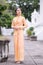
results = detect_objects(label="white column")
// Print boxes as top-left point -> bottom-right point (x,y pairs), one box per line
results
40,0 -> 43,25
37,0 -> 43,40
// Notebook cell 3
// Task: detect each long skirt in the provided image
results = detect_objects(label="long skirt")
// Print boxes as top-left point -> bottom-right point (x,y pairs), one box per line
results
14,30 -> 24,61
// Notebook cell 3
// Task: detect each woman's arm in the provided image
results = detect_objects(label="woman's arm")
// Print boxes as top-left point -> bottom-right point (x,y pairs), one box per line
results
19,17 -> 28,29
23,17 -> 28,28
11,18 -> 19,30
11,24 -> 19,30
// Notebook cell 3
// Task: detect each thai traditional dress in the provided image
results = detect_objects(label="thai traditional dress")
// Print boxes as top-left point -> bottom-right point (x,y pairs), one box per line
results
11,16 -> 27,61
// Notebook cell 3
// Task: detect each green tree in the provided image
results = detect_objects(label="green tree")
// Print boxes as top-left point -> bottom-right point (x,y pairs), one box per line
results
0,0 -> 14,28
18,0 -> 40,21
8,0 -> 40,21
0,0 -> 6,5
8,1 -> 16,15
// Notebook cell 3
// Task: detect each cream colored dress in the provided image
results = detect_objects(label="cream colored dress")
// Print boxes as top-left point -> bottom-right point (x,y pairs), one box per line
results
11,16 -> 27,61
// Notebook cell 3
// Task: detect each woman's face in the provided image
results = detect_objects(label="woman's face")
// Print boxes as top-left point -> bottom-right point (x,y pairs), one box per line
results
16,8 -> 22,16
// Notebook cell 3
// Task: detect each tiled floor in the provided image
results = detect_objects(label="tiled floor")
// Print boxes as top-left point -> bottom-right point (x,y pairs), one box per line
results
0,39 -> 43,65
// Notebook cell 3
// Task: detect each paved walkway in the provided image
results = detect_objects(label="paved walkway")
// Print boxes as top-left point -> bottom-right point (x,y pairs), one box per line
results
0,39 -> 43,65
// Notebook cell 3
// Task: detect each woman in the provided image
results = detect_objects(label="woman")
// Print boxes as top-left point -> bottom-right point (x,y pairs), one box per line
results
11,8 -> 27,63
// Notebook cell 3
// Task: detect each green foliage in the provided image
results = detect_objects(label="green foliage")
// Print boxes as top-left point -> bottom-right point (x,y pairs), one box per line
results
32,32 -> 35,35
0,14 -> 14,28
26,27 -> 35,36
8,2 -> 17,15
0,0 -> 6,5
0,0 -> 40,28
18,0 -> 40,21
29,27 -> 34,31
0,4 -> 7,11
26,29 -> 32,36
8,0 -> 40,21
0,4 -> 14,28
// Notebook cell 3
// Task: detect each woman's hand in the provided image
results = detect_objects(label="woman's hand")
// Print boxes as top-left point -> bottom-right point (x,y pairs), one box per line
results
12,26 -> 26,30
18,26 -> 24,30
14,26 -> 19,30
